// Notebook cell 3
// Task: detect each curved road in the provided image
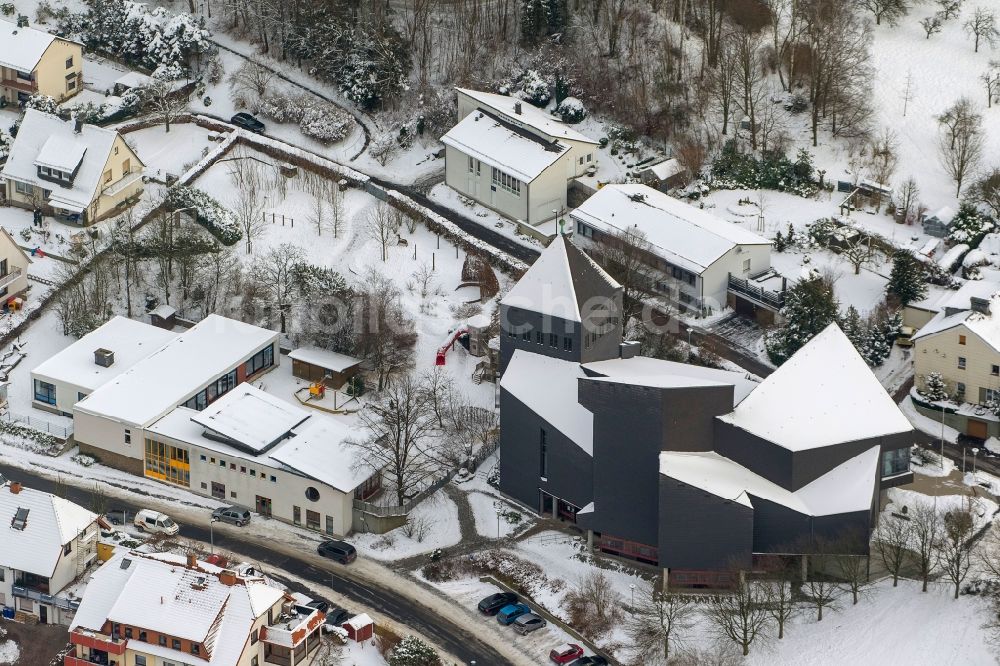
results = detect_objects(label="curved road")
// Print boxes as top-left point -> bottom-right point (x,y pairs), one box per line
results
0,462 -> 506,665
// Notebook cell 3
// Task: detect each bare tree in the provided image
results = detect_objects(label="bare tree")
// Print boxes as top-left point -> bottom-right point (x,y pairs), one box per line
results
249,242 -> 304,334
228,60 -> 275,107
227,152 -> 268,254
353,374 -> 443,506
858,0 -> 909,25
355,268 -> 417,390
835,228 -> 873,275
328,182 -> 346,239
965,7 -> 999,53
938,99 -> 985,197
978,521 -> 1000,583
866,129 -> 899,200
591,226 -> 656,331
833,531 -> 871,606
762,567 -> 798,640
981,61 -> 1000,108
875,513 -> 911,586
896,176 -> 921,224
969,168 -> 1000,218
627,583 -> 695,663
568,571 -> 622,630
140,73 -> 188,133
803,543 -> 841,621
707,32 -> 739,136
310,187 -> 327,236
911,501 -> 942,592
367,203 -> 401,262
938,503 -> 978,600
705,574 -> 771,657
921,15 -> 943,39
937,0 -> 962,20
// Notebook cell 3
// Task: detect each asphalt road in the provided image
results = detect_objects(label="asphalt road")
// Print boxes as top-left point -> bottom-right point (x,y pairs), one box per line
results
0,462 -> 504,665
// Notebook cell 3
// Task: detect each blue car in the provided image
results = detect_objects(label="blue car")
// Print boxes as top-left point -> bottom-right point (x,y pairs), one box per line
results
496,603 -> 531,625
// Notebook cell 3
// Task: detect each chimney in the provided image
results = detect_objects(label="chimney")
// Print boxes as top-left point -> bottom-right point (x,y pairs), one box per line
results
619,341 -> 640,359
9,482 -> 21,494
514,102 -> 522,115
73,117 -> 83,134
971,297 -> 991,316
218,570 -> 237,586
186,552 -> 197,569
94,348 -> 114,367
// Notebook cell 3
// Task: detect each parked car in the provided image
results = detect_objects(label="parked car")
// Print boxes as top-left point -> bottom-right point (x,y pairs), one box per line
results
212,506 -> 251,526
571,657 -> 609,666
496,603 -> 531,626
205,553 -> 229,568
478,592 -> 519,615
323,607 -> 352,628
133,509 -> 179,536
306,599 -> 330,614
896,325 -> 916,348
230,112 -> 265,133
550,644 -> 585,664
512,613 -> 546,635
317,540 -> 357,564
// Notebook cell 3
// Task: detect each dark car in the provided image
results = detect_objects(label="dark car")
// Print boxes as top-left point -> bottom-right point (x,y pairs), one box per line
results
572,657 -> 609,666
212,506 -> 251,526
324,607 -> 352,628
478,592 -> 519,616
306,599 -> 330,614
230,112 -> 265,133
317,540 -> 357,564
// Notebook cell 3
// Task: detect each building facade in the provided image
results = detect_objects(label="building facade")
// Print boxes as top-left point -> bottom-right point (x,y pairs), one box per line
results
0,20 -> 82,105
0,227 -> 30,304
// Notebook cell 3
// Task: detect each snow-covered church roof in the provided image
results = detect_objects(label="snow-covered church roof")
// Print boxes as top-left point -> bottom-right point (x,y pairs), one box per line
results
500,234 -> 620,322
717,324 -> 912,451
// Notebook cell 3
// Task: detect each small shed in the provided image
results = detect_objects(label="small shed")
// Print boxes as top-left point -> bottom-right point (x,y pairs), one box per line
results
149,304 -> 177,330
922,206 -> 955,238
638,157 -> 687,190
344,613 -> 374,642
112,71 -> 152,96
289,347 -> 363,390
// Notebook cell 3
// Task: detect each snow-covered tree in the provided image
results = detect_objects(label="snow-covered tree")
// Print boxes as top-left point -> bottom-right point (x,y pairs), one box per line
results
922,371 -> 949,401
766,276 -> 840,365
948,203 -> 995,247
554,96 -> 587,123
887,249 -> 927,306
841,306 -> 867,350
24,94 -> 59,114
388,635 -> 441,666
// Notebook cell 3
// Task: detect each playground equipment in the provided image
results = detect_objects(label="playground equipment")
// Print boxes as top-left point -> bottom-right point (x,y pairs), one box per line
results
435,326 -> 470,366
309,382 -> 326,399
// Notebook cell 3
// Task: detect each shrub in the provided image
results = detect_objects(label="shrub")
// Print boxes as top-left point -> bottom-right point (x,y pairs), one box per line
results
299,103 -> 352,143
388,636 -> 440,666
554,96 -> 587,123
164,186 -> 242,245
25,94 -> 59,115
519,69 -> 551,107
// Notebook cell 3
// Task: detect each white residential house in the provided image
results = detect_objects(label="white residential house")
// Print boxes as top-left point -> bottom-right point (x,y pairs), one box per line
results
441,87 -> 599,226
34,314 -> 383,536
67,550 -> 326,666
570,183 -> 776,317
0,480 -> 103,625
0,227 -> 31,304
2,109 -> 145,225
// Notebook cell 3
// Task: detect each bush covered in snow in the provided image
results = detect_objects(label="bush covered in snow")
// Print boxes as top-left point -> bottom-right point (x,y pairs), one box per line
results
256,94 -> 352,144
948,203 -> 996,247
61,0 -> 211,77
922,371 -> 949,402
388,636 -> 440,666
518,69 -> 551,107
164,186 -> 242,246
712,141 -> 817,196
25,94 -> 59,115
554,96 -> 586,123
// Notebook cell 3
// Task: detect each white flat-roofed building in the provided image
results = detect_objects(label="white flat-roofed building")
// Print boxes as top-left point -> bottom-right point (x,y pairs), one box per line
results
30,316 -> 177,416
571,183 -> 774,316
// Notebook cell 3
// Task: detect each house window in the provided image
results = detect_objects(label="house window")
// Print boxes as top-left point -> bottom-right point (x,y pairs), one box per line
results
271,475 -> 277,482
306,510 -> 321,530
230,491 -> 237,498
535,331 -> 543,344
293,506 -> 301,525
957,382 -> 966,397
252,657 -> 259,666
491,167 -> 521,196
33,379 -> 56,405
521,329 -> 530,341
987,388 -> 1000,404
139,631 -> 147,642
172,638 -> 181,650
881,448 -> 910,478
742,258 -> 751,272
959,357 -> 967,370
125,628 -> 133,639
64,542 -> 72,555
135,657 -> 147,666
122,159 -> 131,175
65,56 -> 73,68
144,438 -> 190,487
246,345 -> 274,375
114,146 -> 119,155
159,635 -> 167,646
191,644 -> 200,656
993,365 -> 999,376
539,429 -> 547,477
563,337 -> 572,352
548,333 -> 558,347
67,78 -> 76,91
241,466 -> 247,473
104,170 -> 112,184
200,455 -> 207,461
14,181 -> 34,196
578,156 -> 584,165
468,155 -> 474,173
250,469 -> 256,477
586,153 -> 593,162
959,334 -> 967,345
326,515 -> 334,535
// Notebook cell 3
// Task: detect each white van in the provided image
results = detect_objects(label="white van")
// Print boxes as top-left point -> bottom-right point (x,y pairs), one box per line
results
134,509 -> 180,536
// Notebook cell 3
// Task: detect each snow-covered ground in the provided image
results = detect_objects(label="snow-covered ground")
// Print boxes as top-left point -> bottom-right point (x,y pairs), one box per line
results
351,488 -> 461,561
125,123 -> 218,180
0,634 -> 18,665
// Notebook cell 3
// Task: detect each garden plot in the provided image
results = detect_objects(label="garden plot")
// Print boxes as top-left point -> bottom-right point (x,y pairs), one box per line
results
125,123 -> 220,180
769,247 -> 889,315
351,487 -> 461,561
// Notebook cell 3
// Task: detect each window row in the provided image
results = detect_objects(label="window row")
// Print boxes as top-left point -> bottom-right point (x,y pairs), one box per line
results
246,344 -> 274,376
181,369 -> 237,411
198,453 -> 278,483
492,167 -> 521,196
144,439 -> 190,488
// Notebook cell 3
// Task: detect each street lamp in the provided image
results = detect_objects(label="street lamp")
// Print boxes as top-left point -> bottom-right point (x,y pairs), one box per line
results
210,516 -> 218,554
973,447 -> 980,481
494,501 -> 501,539
629,583 -> 636,611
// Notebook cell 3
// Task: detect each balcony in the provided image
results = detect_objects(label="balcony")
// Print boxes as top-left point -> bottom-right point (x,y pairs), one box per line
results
101,171 -> 143,197
728,273 -> 785,311
12,585 -> 80,611
70,632 -> 127,656
0,78 -> 37,93
64,656 -> 121,666
261,607 -> 323,649
0,267 -> 23,291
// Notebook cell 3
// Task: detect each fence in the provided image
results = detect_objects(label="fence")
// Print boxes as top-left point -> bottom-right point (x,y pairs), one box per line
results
468,438 -> 499,472
353,469 -> 457,518
2,410 -> 73,440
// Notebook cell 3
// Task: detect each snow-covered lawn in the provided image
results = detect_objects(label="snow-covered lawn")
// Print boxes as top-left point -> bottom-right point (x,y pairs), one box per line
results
125,123 -> 219,180
351,488 -> 461,561
427,183 -> 545,251
770,247 -> 888,315
467,491 -> 528,539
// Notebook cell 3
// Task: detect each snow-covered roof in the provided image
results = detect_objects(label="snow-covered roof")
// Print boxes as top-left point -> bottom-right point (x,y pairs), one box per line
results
0,20 -> 59,72
659,445 -> 880,515
35,135 -> 87,173
441,110 -> 567,183
1,110 -> 128,212
71,550 -> 284,664
582,356 -> 758,406
345,613 -> 373,631
645,158 -> 685,181
0,484 -> 98,578
500,350 -> 593,455
75,314 -> 278,427
455,88 -> 599,145
113,71 -> 152,89
31,316 -> 177,394
913,293 -> 1000,353
287,347 -> 362,373
570,184 -> 771,274
190,384 -> 310,454
269,414 -> 370,492
150,304 -> 177,319
717,325 -> 912,451
501,234 -> 620,322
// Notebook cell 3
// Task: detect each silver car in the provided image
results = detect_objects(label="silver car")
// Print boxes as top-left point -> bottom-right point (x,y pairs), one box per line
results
512,613 -> 546,635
